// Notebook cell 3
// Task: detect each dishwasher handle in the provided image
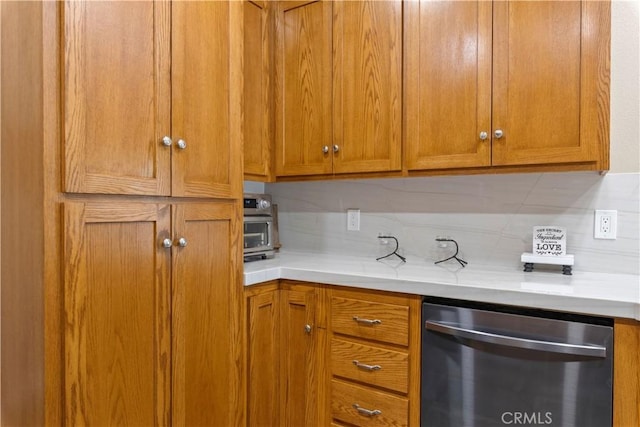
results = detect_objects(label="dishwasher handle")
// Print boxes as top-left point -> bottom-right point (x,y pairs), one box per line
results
425,320 -> 606,358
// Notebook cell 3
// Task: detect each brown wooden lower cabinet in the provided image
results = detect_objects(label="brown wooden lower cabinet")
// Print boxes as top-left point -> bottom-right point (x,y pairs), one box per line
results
327,287 -> 421,427
246,281 -> 640,427
246,282 -> 281,426
245,281 -> 327,427
64,201 -> 243,425
613,318 -> 640,427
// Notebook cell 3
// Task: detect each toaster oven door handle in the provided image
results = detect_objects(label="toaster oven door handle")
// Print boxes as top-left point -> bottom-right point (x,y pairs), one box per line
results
425,321 -> 606,358
243,216 -> 273,224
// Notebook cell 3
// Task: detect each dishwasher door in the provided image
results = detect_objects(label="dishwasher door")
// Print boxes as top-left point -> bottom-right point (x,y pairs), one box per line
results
421,300 -> 613,427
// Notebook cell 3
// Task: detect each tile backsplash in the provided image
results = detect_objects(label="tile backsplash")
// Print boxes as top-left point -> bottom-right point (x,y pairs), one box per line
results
266,172 -> 640,275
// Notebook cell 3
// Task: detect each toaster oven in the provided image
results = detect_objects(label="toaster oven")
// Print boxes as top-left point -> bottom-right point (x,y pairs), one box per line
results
243,193 -> 275,261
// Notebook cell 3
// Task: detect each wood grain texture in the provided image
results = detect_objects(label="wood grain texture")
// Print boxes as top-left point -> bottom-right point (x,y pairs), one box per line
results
315,285 -> 330,427
172,1 -> 242,198
331,379 -> 408,427
613,319 -> 640,427
244,281 -> 328,427
171,202 -> 243,426
63,0 -> 171,195
331,338 -> 409,394
328,288 -> 421,426
63,202 -> 171,426
244,280 -> 280,298
405,0 -> 491,170
42,2 -> 64,424
244,0 -> 274,181
330,296 -> 409,347
492,0 -> 594,166
275,0 -> 333,176
1,2 -> 46,424
247,290 -> 281,427
333,0 -> 402,174
581,0 -> 611,171
280,286 -> 319,427
407,296 -> 421,427
404,0 -> 609,173
5,0 -> 244,424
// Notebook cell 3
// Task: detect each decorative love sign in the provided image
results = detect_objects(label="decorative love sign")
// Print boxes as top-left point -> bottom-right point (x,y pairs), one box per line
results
533,226 -> 566,256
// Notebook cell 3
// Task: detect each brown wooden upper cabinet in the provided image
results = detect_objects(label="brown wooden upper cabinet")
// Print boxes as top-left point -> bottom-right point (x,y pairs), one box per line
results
275,0 -> 402,177
244,0 -> 274,182
405,0 -> 610,171
63,1 -> 241,198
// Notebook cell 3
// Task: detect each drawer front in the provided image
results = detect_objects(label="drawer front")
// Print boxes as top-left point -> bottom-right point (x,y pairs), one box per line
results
331,379 -> 409,427
331,338 -> 409,393
331,296 -> 409,346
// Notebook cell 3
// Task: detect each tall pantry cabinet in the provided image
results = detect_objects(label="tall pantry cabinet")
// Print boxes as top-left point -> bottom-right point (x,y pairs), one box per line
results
1,1 -> 245,425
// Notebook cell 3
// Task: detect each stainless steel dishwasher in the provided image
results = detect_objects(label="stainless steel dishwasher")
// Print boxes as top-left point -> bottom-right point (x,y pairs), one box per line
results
421,298 -> 613,427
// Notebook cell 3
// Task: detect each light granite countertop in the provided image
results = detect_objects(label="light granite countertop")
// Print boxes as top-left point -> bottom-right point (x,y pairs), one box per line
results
244,251 -> 640,321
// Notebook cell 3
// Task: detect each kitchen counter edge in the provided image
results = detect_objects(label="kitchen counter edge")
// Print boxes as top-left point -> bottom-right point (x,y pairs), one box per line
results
243,252 -> 640,321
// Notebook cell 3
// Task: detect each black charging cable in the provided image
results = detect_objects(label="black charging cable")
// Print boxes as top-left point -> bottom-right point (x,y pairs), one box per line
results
376,235 -> 406,263
434,238 -> 467,268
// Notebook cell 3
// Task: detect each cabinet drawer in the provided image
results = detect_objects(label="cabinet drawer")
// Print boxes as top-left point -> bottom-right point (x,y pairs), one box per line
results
331,338 -> 409,393
331,379 -> 408,427
330,296 -> 409,346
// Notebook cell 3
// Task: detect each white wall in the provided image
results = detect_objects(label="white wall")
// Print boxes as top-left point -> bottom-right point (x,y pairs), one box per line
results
243,180 -> 265,194
610,0 -> 640,173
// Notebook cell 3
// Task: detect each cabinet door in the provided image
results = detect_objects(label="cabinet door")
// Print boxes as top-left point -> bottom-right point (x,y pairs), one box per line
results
492,0 -> 609,166
63,202 -> 171,425
63,1 -> 171,195
247,289 -> 281,427
280,286 -> 318,426
171,202 -> 243,426
172,2 -> 242,198
333,0 -> 402,174
244,0 -> 273,181
613,320 -> 640,427
275,0 -> 333,177
405,0 -> 492,170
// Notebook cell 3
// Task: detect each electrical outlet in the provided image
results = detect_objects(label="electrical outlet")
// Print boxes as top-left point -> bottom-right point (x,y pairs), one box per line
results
347,209 -> 360,231
594,210 -> 617,239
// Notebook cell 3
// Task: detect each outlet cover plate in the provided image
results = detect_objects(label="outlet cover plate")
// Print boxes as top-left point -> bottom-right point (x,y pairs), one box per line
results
347,209 -> 360,231
594,210 -> 617,239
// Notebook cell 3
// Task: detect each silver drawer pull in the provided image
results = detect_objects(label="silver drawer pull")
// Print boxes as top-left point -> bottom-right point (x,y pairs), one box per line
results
352,360 -> 381,371
352,316 -> 382,326
353,403 -> 382,417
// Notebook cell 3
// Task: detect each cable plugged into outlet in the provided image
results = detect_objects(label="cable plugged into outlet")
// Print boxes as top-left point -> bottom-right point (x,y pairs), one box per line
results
378,232 -> 392,245
594,210 -> 617,239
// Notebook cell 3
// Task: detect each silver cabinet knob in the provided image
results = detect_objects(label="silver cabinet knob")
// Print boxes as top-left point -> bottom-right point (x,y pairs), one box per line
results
333,144 -> 339,153
178,237 -> 187,247
177,139 -> 187,149
494,129 -> 504,139
162,136 -> 172,147
304,324 -> 312,334
479,131 -> 488,141
322,145 -> 329,154
162,238 -> 172,248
